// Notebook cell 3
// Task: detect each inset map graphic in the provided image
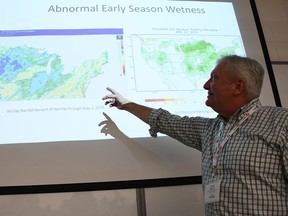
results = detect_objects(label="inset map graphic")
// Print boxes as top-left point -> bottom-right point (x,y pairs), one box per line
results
132,35 -> 244,91
0,46 -> 108,101
0,28 -> 123,101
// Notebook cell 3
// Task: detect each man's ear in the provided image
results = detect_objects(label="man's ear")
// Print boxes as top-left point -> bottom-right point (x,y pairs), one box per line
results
233,79 -> 246,95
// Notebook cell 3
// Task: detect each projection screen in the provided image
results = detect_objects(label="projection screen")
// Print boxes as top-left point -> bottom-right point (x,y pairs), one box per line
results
0,0 -> 276,187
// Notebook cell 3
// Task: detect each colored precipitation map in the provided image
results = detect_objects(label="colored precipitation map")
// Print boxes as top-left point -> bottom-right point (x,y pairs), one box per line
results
135,36 -> 241,91
142,39 -> 237,74
0,45 -> 108,101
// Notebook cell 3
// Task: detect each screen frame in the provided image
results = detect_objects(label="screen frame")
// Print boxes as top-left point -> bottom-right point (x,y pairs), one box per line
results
0,0 -> 279,194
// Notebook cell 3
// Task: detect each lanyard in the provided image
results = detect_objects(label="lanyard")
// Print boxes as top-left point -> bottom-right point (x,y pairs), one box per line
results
212,103 -> 261,167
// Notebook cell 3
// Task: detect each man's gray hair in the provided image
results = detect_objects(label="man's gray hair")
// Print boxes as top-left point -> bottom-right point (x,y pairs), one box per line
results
218,55 -> 264,99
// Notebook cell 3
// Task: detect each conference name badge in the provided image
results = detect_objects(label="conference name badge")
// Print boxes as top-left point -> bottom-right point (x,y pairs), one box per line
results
204,179 -> 221,203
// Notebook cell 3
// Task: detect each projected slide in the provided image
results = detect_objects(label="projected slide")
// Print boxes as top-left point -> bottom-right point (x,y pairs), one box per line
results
0,0 -> 246,144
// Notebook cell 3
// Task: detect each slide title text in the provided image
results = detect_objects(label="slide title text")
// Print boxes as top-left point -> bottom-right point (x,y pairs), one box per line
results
48,4 -> 205,14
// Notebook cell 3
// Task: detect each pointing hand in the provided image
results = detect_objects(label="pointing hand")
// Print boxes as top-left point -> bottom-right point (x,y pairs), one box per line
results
102,87 -> 130,109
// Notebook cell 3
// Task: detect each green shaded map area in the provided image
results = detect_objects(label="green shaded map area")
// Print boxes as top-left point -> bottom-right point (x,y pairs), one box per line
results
0,46 -> 108,101
141,38 -> 239,76
136,37 -> 242,91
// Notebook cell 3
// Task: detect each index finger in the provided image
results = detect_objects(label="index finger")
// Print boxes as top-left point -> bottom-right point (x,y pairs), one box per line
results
106,87 -> 118,95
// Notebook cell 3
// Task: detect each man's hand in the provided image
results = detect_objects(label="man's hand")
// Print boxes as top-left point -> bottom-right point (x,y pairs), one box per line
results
102,87 -> 130,109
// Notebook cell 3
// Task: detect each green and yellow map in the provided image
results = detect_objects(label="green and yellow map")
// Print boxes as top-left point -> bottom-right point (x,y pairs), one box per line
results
0,46 -> 108,101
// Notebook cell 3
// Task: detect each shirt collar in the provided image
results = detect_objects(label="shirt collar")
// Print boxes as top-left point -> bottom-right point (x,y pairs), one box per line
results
217,98 -> 261,123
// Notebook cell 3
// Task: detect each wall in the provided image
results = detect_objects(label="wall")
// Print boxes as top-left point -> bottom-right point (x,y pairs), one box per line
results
256,0 -> 288,108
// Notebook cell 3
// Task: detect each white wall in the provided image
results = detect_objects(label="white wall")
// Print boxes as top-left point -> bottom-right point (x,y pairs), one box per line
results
256,0 -> 288,108
256,0 -> 288,62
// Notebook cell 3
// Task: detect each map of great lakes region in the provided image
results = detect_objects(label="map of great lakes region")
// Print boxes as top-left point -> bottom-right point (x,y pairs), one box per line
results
0,46 -> 108,101
135,36 -> 243,91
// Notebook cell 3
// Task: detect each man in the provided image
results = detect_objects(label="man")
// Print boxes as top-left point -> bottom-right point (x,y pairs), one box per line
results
102,55 -> 288,215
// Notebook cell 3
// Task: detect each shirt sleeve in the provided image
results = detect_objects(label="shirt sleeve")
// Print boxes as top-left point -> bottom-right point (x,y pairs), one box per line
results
282,120 -> 288,181
148,108 -> 164,138
148,108 -> 211,151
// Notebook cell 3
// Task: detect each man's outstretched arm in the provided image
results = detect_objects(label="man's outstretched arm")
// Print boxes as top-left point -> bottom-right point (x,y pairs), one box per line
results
102,87 -> 153,124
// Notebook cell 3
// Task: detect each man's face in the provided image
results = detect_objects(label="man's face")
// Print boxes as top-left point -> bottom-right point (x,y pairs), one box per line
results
203,62 -> 236,115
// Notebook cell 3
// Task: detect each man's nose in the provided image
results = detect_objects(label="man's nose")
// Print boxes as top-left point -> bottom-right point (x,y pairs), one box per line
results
203,79 -> 210,90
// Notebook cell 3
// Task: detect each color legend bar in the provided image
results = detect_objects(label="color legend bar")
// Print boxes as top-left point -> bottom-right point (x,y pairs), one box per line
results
117,34 -> 126,75
145,98 -> 188,102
